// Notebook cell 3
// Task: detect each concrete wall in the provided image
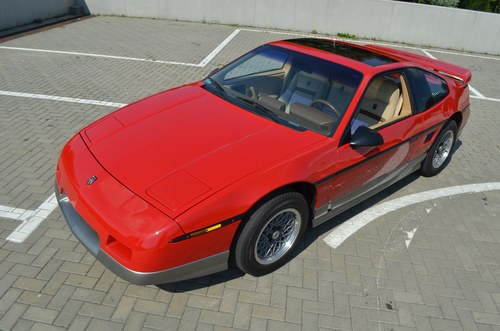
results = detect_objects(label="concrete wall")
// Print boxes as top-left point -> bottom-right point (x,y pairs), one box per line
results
0,0 -> 75,31
76,0 -> 500,55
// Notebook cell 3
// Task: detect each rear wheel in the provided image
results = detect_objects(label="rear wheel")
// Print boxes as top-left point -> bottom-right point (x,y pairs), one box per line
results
234,192 -> 308,276
421,121 -> 457,177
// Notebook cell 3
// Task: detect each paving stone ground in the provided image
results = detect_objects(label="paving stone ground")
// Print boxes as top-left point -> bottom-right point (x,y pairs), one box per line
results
1,16 -> 500,330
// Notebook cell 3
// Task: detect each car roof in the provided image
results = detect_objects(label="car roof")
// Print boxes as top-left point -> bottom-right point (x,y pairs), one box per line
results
270,38 -> 471,84
285,38 -> 398,67
269,38 -> 402,76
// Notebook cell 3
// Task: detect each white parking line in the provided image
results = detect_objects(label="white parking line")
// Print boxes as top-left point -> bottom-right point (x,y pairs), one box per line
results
420,49 -> 436,59
0,28 -> 240,68
240,27 -> 313,38
0,45 -> 200,67
469,86 -> 486,98
198,29 -> 241,67
0,90 -> 127,108
471,95 -> 500,102
5,193 -> 58,243
0,205 -> 33,222
430,48 -> 500,61
323,182 -> 500,249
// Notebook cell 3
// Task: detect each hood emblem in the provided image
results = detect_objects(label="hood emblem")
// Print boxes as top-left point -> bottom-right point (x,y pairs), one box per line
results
87,176 -> 97,185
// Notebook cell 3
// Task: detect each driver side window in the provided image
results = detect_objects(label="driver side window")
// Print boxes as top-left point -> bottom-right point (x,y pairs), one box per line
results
352,72 -> 412,133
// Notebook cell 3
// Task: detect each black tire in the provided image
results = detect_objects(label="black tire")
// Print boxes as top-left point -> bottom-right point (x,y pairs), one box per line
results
234,191 -> 309,276
421,121 -> 457,177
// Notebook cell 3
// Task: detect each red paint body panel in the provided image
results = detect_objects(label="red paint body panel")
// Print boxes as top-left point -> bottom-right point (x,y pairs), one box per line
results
81,85 -> 325,218
56,39 -> 471,283
56,134 -> 242,272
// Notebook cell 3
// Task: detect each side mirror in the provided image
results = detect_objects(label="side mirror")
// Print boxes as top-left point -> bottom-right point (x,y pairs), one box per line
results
350,126 -> 384,147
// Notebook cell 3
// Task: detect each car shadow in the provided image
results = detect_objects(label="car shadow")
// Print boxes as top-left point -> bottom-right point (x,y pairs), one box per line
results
157,267 -> 245,292
158,139 -> 464,292
452,138 -> 463,154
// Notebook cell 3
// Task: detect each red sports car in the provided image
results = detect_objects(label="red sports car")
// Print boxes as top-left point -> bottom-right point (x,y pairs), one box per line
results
56,38 -> 471,284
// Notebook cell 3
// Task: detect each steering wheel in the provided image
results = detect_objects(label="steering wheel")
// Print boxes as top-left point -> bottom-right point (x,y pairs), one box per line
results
311,99 -> 341,118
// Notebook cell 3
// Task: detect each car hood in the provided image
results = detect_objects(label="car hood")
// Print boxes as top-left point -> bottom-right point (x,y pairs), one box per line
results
82,84 -> 325,218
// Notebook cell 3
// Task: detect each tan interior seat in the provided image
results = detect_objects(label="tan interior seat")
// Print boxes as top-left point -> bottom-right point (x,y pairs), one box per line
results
357,78 -> 402,128
288,103 -> 334,135
326,82 -> 355,113
279,71 -> 328,112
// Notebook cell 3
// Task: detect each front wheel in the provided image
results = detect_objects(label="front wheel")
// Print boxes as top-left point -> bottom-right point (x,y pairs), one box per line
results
234,192 -> 308,276
421,120 -> 457,177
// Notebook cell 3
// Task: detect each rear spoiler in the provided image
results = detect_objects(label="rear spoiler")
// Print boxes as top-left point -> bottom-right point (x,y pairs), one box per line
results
364,44 -> 472,83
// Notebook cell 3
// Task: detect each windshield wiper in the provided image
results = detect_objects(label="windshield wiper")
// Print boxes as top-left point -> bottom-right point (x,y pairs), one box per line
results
205,77 -> 227,96
233,94 -> 280,123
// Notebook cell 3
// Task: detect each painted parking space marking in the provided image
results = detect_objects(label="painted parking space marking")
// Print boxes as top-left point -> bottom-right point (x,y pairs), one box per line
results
0,205 -> 33,222
0,28 -> 240,68
403,227 -> 418,248
323,182 -> 500,249
469,86 -> 486,98
471,95 -> 500,102
198,28 -> 241,67
0,90 -> 127,108
0,45 -> 200,67
430,48 -> 500,61
420,49 -> 436,59
4,193 -> 58,243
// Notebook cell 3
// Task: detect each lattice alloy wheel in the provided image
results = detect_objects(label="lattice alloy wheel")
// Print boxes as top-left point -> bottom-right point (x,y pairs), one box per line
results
254,208 -> 301,265
234,191 -> 309,276
432,130 -> 454,169
421,120 -> 458,177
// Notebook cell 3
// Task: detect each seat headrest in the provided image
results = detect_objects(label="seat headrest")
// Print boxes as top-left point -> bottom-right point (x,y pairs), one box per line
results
376,80 -> 400,103
294,72 -> 328,93
364,78 -> 384,99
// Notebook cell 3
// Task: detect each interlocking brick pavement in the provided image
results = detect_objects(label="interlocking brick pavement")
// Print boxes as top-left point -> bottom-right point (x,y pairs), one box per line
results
1,16 -> 500,330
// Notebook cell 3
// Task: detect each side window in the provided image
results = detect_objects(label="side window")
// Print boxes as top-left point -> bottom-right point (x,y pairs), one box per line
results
406,68 -> 449,113
425,72 -> 449,106
351,71 -> 411,133
224,49 -> 289,80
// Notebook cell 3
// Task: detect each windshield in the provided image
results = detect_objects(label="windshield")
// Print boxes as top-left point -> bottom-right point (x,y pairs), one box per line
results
205,44 -> 363,136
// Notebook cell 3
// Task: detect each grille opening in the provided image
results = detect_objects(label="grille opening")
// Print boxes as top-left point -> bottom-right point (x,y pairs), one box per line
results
106,235 -> 132,261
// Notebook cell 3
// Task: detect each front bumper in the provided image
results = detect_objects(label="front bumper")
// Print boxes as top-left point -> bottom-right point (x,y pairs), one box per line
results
56,186 -> 229,284
55,134 -> 237,284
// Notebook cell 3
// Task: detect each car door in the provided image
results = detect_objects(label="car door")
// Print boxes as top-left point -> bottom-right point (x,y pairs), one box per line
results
325,70 -> 424,215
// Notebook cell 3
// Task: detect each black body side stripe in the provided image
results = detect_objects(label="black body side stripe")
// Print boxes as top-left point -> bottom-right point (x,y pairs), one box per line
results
314,120 -> 446,186
169,214 -> 244,243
